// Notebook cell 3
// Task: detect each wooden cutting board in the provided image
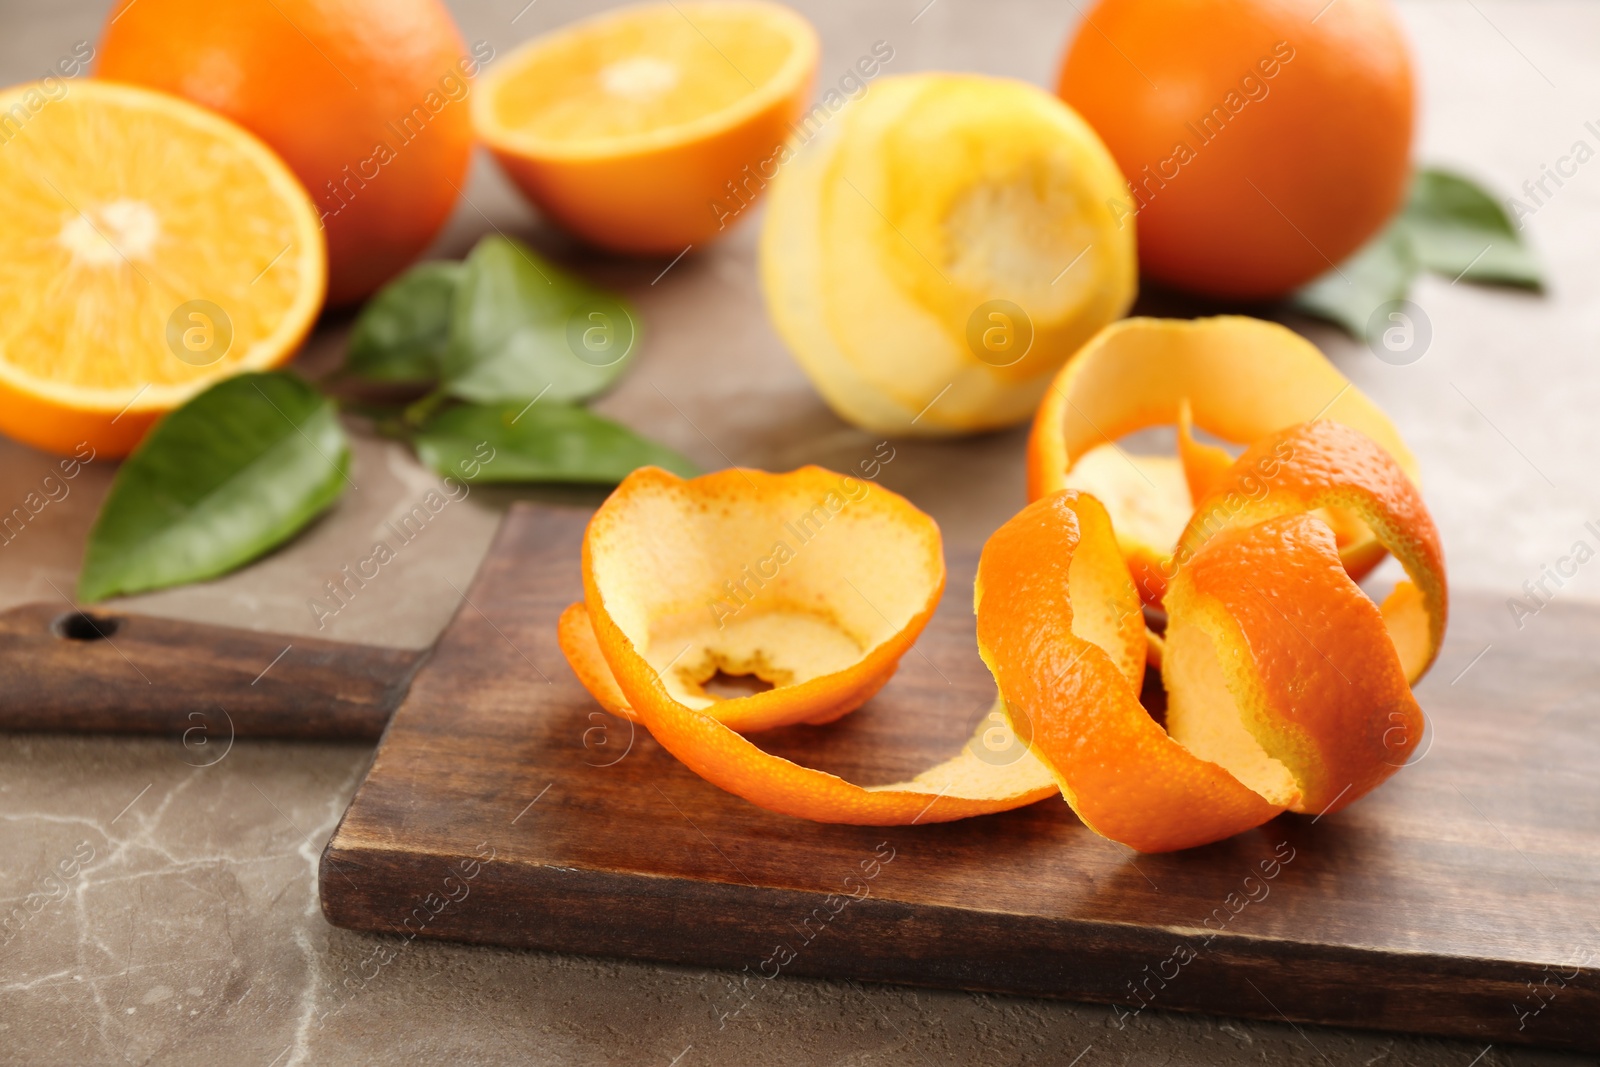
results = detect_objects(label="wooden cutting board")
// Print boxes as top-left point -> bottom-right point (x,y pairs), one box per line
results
320,502 -> 1600,1051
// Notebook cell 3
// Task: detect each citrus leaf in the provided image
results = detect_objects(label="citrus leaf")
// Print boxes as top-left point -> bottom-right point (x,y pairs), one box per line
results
1287,223 -> 1418,339
1402,168 -> 1542,289
345,260 -> 461,383
443,235 -> 638,404
78,372 -> 350,602
413,401 -> 698,484
1287,167 -> 1545,339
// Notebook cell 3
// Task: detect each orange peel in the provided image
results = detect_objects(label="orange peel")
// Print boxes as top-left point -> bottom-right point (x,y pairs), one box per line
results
560,465 -> 1058,823
1173,419 -> 1448,684
1028,316 -> 1419,603
557,320 -> 1446,851
974,486 -> 1428,852
1161,511 -> 1424,822
579,465 -> 945,733
975,490 -> 1284,852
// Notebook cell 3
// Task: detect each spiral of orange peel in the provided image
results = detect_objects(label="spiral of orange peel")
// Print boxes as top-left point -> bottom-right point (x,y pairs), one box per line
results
1029,315 -> 1421,606
558,318 -> 1447,851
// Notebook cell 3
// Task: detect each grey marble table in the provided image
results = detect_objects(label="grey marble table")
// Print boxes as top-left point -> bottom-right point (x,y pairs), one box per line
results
1,1 -> 1595,1064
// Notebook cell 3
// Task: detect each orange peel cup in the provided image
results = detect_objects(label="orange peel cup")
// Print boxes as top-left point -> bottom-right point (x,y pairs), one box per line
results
559,318 -> 1448,851
559,466 -> 1058,824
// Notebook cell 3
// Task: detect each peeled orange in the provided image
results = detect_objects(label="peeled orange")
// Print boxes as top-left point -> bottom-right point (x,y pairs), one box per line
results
475,0 -> 819,254
761,72 -> 1136,437
0,80 -> 325,457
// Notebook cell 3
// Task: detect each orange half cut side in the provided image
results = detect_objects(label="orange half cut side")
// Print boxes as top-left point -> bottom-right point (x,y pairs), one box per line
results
0,79 -> 325,457
474,0 -> 819,253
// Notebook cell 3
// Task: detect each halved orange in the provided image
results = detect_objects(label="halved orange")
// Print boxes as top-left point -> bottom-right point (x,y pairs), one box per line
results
475,0 -> 818,254
0,79 -> 325,458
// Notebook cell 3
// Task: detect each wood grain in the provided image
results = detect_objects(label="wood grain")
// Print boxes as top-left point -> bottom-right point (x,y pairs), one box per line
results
321,502 -> 1600,1050
0,602 -> 424,739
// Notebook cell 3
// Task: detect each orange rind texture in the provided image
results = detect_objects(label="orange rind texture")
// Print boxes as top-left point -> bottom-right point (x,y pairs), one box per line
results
1162,512 -> 1425,820
1029,316 -> 1417,603
1174,419 -> 1448,685
978,484 -> 1432,851
559,465 -> 1058,824
975,491 -> 1284,852
581,465 -> 945,733
558,325 -> 1446,850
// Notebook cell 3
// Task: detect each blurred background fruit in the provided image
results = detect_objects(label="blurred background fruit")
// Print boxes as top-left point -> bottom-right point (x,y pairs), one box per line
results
1058,0 -> 1414,301
474,0 -> 818,254
761,72 -> 1136,436
0,80 -> 324,457
98,0 -> 475,305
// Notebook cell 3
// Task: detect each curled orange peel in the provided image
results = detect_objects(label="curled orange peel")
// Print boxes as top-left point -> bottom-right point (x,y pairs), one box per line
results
559,465 -> 1058,824
1173,419 -> 1448,684
975,490 -> 1284,852
978,480 -> 1433,851
1176,397 -> 1234,504
1028,316 -> 1419,604
557,321 -> 1446,852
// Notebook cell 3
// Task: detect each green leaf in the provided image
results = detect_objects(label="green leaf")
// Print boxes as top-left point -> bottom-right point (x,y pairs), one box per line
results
1287,166 -> 1545,339
1287,223 -> 1418,339
444,236 -> 639,404
413,402 -> 698,485
1401,168 -> 1542,289
345,260 -> 462,383
79,372 -> 350,602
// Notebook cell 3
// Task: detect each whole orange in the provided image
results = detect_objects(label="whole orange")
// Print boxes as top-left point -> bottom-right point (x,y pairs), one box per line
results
98,0 -> 477,305
1057,0 -> 1414,300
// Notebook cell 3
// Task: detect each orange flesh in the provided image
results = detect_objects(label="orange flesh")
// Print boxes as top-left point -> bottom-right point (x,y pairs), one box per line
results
0,80 -> 325,456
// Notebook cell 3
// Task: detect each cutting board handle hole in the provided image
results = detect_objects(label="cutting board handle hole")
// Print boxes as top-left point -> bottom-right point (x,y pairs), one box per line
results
52,611 -> 120,642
